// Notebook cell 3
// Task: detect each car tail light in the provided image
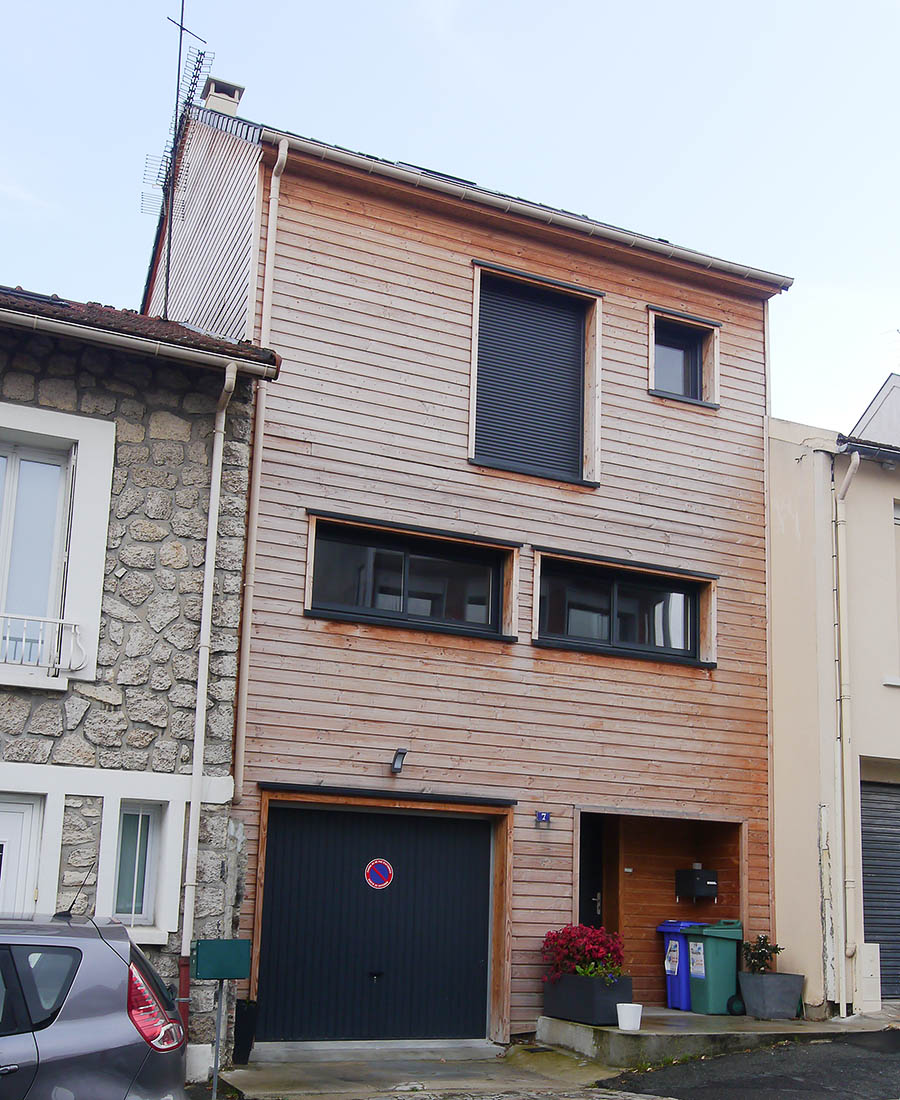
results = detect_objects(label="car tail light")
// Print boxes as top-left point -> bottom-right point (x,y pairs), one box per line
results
127,962 -> 184,1051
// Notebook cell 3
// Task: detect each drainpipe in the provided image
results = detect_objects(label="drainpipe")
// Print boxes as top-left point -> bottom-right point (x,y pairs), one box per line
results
832,448 -> 860,1016
178,361 -> 238,1027
233,137 -> 289,806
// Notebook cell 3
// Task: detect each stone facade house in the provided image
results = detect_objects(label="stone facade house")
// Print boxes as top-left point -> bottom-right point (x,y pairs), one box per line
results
0,287 -> 278,1076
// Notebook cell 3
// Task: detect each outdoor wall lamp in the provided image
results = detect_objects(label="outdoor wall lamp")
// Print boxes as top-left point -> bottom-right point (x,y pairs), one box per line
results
391,748 -> 408,774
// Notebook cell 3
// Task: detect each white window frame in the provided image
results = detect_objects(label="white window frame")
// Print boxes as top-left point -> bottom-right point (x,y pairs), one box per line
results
0,793 -> 43,917
648,307 -> 721,408
0,403 -> 115,690
112,801 -> 161,927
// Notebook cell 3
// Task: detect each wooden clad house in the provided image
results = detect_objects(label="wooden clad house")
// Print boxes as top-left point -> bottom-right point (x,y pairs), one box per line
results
143,79 -> 791,1049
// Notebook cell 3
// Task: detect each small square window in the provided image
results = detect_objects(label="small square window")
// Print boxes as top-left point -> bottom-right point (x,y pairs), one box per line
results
649,310 -> 719,406
114,803 -> 160,926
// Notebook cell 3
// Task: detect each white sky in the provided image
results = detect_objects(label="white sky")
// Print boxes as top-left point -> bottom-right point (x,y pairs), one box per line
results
3,0 -> 898,433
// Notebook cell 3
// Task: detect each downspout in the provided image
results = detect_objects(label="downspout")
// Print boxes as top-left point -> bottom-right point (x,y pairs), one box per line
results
832,448 -> 860,1016
233,136 -> 289,805
178,361 -> 238,1027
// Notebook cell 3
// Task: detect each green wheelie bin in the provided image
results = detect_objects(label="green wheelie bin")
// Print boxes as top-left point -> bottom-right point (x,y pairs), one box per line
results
685,919 -> 742,1014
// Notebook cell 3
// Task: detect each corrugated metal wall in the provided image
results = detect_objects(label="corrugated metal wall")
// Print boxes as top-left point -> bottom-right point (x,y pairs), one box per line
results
860,782 -> 900,997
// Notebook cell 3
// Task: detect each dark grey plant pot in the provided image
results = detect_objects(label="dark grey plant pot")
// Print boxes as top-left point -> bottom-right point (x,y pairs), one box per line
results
738,972 -> 805,1019
543,973 -> 634,1026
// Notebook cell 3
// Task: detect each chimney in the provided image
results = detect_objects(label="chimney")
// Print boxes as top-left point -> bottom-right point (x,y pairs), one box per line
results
201,77 -> 245,117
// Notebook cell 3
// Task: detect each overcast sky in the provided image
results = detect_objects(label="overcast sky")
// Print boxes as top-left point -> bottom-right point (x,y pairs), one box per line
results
3,0 -> 898,432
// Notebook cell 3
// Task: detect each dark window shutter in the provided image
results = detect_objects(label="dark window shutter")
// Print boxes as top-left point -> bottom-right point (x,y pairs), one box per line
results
475,276 -> 585,481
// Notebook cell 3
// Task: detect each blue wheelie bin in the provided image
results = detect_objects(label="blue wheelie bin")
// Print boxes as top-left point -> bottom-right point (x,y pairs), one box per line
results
657,920 -> 707,1010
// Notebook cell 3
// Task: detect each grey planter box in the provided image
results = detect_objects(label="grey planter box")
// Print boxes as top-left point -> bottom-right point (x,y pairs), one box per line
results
543,973 -> 634,1026
738,972 -> 805,1019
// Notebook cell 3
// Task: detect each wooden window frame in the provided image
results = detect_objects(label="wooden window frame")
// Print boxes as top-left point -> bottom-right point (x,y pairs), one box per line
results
251,788 -> 514,1043
648,307 -> 720,409
305,513 -> 519,640
468,264 -> 603,486
532,550 -> 717,667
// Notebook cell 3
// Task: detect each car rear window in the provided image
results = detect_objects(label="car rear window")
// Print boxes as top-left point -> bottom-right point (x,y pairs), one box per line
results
130,944 -> 177,1013
11,946 -> 81,1029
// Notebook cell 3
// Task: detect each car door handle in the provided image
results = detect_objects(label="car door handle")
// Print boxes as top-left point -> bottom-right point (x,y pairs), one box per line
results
0,1064 -> 20,1075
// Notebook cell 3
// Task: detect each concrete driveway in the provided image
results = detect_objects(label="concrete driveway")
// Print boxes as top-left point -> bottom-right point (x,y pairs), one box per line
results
218,1042 -> 672,1100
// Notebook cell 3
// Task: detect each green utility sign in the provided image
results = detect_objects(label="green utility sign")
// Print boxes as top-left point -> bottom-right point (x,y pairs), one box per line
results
190,938 -> 251,980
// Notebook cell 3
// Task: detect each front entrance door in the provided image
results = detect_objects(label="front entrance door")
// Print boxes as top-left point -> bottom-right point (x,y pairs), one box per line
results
0,797 -> 40,916
256,805 -> 492,1040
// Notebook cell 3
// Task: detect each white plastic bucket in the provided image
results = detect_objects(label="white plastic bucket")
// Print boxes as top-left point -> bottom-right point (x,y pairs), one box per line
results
616,1002 -> 642,1031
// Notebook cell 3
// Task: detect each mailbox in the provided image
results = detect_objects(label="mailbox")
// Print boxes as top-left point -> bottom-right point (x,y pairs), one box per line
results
190,939 -> 252,981
675,868 -> 718,901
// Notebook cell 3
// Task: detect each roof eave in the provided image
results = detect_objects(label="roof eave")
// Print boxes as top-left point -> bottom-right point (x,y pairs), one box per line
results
260,127 -> 793,296
0,307 -> 281,380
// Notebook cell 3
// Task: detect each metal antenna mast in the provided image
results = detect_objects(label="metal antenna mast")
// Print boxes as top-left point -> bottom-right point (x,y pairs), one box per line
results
159,3 -> 210,319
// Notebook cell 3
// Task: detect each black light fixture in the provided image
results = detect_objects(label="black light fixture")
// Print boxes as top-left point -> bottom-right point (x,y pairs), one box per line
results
391,748 -> 408,774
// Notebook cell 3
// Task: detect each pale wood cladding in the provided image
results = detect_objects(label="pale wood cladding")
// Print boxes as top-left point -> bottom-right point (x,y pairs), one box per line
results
147,120 -> 261,341
237,157 -> 773,1031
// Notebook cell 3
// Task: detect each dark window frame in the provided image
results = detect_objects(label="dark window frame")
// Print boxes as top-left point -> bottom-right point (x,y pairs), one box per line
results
10,945 -> 81,1032
653,318 -> 703,401
538,556 -> 701,661
473,271 -> 594,484
310,522 -> 508,639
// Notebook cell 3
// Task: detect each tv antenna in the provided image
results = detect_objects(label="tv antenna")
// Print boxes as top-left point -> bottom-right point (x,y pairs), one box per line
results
142,3 -> 212,319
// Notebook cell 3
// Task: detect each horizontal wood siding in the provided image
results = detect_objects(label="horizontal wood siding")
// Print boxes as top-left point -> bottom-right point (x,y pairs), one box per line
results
147,120 -> 261,340
618,816 -> 741,1006
238,158 -> 772,1031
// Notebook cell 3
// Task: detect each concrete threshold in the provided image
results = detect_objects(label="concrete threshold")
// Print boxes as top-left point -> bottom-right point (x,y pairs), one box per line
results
536,1006 -> 899,1069
223,1043 -> 629,1100
250,1039 -> 502,1062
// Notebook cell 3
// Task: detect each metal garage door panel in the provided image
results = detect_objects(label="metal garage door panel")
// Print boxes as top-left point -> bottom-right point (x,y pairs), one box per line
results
860,782 -> 900,998
256,806 -> 492,1040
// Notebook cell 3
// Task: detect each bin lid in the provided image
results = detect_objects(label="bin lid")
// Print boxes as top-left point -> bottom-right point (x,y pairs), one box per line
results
657,920 -> 708,933
701,919 -> 743,940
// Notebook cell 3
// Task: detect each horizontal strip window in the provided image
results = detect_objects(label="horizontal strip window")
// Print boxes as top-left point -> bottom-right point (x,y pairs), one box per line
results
311,522 -> 505,635
538,557 -> 700,659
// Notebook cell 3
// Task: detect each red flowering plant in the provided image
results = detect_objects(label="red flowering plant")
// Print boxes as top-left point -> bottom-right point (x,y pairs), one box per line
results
541,923 -> 625,986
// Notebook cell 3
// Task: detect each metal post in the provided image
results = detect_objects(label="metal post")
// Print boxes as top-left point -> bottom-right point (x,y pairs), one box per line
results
211,977 -> 224,1100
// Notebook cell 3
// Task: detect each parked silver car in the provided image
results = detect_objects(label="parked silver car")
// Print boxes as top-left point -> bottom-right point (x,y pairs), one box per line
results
0,916 -> 186,1099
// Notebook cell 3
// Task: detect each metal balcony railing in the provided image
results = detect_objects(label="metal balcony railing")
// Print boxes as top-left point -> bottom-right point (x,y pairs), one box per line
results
0,614 -> 86,675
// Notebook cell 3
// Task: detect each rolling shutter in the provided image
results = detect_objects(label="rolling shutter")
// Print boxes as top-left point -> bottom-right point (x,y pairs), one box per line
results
475,275 -> 585,481
860,782 -> 900,997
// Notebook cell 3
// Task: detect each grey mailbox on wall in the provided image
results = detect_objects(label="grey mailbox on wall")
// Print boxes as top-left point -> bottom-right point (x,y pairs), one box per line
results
675,868 -> 718,901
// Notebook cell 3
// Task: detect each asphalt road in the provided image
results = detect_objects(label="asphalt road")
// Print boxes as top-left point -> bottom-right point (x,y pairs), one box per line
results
607,1032 -> 900,1100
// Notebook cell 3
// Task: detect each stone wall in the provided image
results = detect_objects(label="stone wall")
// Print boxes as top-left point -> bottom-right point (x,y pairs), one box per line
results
0,326 -> 253,1043
57,795 -> 102,915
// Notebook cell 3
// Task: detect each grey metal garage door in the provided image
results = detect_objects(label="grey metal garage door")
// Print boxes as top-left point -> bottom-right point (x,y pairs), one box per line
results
860,782 -> 900,998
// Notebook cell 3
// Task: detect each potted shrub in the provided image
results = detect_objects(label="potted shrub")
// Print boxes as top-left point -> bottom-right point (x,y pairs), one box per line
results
541,923 -> 632,1026
738,934 -> 805,1020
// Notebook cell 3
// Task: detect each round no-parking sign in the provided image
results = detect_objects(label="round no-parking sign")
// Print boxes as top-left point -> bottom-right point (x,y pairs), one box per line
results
365,858 -> 394,889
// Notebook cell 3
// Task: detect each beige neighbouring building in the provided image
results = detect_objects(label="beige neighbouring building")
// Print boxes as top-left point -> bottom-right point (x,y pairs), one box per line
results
771,375 -> 900,1017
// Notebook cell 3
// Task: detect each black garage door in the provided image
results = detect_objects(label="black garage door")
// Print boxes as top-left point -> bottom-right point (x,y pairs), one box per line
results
860,782 -> 900,997
256,805 -> 492,1040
